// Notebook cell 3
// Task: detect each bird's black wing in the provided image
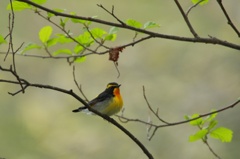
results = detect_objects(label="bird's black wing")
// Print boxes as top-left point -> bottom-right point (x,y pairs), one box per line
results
88,89 -> 113,105
72,89 -> 113,112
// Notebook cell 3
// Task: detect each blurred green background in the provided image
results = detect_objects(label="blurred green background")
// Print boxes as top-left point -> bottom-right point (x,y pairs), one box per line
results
0,0 -> 240,159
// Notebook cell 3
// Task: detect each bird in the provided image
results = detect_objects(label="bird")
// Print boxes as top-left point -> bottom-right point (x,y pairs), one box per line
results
72,82 -> 123,116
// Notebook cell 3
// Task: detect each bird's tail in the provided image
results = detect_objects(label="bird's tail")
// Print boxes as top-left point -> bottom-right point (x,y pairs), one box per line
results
72,106 -> 87,113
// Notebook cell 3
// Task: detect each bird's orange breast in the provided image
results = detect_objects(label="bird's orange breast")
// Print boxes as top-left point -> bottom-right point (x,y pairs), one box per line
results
114,88 -> 123,107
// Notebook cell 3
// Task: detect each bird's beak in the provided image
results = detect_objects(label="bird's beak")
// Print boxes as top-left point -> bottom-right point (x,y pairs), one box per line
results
118,84 -> 121,87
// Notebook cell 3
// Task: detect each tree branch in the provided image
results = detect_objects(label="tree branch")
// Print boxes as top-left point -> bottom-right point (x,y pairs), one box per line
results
16,0 -> 240,50
216,0 -> 240,37
0,66 -> 154,159
186,0 -> 205,16
117,89 -> 240,140
174,0 -> 199,38
143,86 -> 169,124
97,4 -> 126,25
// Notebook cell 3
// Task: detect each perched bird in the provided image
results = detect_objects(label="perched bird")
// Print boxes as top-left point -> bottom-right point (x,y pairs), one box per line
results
72,82 -> 123,116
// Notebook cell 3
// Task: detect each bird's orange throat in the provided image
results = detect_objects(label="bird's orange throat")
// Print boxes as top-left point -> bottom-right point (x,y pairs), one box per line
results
114,88 -> 123,106
114,88 -> 120,96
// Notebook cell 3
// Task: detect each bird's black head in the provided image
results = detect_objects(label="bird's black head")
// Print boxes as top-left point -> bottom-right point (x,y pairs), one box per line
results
106,82 -> 121,89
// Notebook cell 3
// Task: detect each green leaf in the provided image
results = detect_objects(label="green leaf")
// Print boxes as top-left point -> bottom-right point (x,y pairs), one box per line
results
74,56 -> 86,63
205,110 -> 218,122
191,0 -> 209,5
104,27 -> 118,41
207,120 -> 218,130
71,18 -> 87,24
126,19 -> 142,28
70,12 -> 90,25
31,0 -> 47,5
108,27 -> 118,34
55,34 -> 73,44
104,34 -> 117,41
189,129 -> 208,142
189,114 -> 203,126
60,18 -> 69,28
90,28 -> 107,39
76,32 -> 94,46
21,43 -> 42,54
143,21 -> 160,29
74,45 -> 83,54
184,115 -> 190,120
0,35 -> 7,45
210,127 -> 233,142
39,26 -> 53,43
53,49 -> 72,56
7,1 -> 31,11
46,38 -> 59,47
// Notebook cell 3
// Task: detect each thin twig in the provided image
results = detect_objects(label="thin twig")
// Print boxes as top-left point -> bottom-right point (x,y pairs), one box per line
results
4,0 -> 15,61
4,1 -> 25,93
203,139 -> 221,159
116,114 -> 158,126
35,11 -> 97,55
174,0 -> 199,38
143,86 -> 169,124
83,24 -> 110,50
157,99 -> 240,128
97,4 -> 126,25
113,62 -> 120,78
0,35 -> 152,60
116,95 -> 240,140
16,0 -> 240,50
72,65 -> 89,102
216,0 -> 240,37
186,0 -> 205,16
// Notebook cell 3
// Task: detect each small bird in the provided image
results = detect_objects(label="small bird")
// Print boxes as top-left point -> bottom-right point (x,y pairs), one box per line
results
72,82 -> 123,116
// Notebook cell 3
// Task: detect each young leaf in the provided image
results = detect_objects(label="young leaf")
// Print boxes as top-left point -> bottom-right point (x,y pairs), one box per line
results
74,45 -> 83,54
70,12 -> 88,24
184,115 -> 190,120
189,114 -> 203,126
108,27 -> 118,34
90,28 -> 107,39
39,26 -> 53,43
191,0 -> 209,5
46,38 -> 59,47
205,110 -> 217,122
0,35 -> 7,45
31,0 -> 47,5
104,34 -> 117,41
7,1 -> 31,11
74,56 -> 86,63
104,27 -> 118,41
207,120 -> 218,130
143,21 -> 160,29
189,129 -> 208,142
210,127 -> 233,142
21,43 -> 42,54
55,34 -> 72,44
60,18 -> 69,28
53,49 -> 72,56
71,18 -> 87,24
126,19 -> 142,28
76,32 -> 94,45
